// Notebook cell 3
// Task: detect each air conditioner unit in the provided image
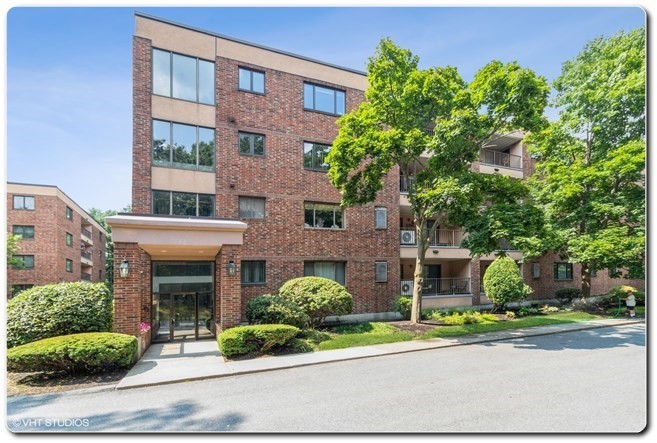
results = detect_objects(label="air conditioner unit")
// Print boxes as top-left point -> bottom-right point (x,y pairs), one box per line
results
401,282 -> 413,296
400,230 -> 415,245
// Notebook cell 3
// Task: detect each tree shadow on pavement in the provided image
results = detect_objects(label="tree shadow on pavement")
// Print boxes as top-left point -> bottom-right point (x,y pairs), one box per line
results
8,400 -> 246,432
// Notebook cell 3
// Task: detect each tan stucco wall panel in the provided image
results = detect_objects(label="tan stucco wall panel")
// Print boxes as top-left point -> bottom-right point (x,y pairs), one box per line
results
152,96 -> 216,128
151,167 -> 216,194
136,16 -> 215,60
422,296 -> 473,309
479,164 -> 524,179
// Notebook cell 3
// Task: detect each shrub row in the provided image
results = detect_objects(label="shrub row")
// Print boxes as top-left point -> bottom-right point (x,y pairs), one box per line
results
218,324 -> 300,357
7,333 -> 137,373
7,282 -> 113,348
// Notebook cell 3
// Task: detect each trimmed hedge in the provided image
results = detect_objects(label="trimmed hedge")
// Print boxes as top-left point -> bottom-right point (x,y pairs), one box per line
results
7,333 -> 137,373
7,282 -> 113,348
245,294 -> 311,329
483,256 -> 532,311
278,277 -> 353,328
218,324 -> 300,357
555,288 -> 582,305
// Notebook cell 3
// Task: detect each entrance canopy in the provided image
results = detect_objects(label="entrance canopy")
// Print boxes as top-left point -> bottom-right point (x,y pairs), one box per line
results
107,214 -> 247,260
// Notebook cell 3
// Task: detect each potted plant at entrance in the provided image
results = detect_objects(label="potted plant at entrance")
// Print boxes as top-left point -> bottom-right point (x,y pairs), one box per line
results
138,322 -> 151,357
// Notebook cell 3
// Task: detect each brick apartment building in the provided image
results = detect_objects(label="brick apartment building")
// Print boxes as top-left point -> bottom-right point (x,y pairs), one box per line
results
6,182 -> 108,297
107,13 -> 644,344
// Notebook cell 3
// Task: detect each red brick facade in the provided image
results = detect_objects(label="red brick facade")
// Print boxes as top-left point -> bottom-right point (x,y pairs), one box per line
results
6,184 -> 107,297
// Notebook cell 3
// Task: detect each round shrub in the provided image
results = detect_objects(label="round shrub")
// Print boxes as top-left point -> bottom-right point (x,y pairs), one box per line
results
555,288 -> 582,305
218,324 -> 300,357
7,282 -> 113,348
245,294 -> 311,329
278,277 -> 353,328
483,256 -> 532,311
7,332 -> 137,373
394,296 -> 412,320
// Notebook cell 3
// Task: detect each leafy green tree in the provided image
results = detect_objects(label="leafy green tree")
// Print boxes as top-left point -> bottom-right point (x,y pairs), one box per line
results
89,205 -> 130,292
527,28 -> 646,298
483,256 -> 532,311
327,38 -> 548,323
7,233 -> 23,268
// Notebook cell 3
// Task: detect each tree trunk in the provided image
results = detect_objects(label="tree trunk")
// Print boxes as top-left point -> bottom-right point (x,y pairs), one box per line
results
581,263 -> 591,300
410,226 -> 429,324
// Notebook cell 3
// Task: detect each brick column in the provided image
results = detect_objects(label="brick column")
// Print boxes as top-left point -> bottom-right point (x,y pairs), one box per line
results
217,245 -> 241,331
471,257 -> 481,305
113,242 -> 142,337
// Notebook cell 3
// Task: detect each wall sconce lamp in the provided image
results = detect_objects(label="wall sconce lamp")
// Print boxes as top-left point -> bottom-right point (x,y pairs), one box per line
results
227,260 -> 237,277
119,259 -> 130,278
432,250 -> 439,254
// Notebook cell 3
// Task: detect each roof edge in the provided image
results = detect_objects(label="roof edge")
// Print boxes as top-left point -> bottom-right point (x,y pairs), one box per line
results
134,11 -> 367,77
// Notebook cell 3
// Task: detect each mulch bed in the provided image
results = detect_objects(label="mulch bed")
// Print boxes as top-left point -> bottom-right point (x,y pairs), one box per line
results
387,321 -> 440,334
7,369 -> 129,397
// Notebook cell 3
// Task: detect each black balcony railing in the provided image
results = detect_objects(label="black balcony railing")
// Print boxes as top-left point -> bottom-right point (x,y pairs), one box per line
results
81,227 -> 92,239
81,272 -> 92,282
400,229 -> 463,247
81,251 -> 92,260
399,177 -> 416,194
400,278 -> 471,296
480,149 -> 522,169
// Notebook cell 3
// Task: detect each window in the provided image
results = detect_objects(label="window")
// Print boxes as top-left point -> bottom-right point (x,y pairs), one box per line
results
66,232 -> 73,246
99,231 -> 103,242
591,268 -> 598,277
303,142 -> 331,171
532,262 -> 540,278
375,261 -> 388,282
241,261 -> 266,284
375,208 -> 387,229
553,262 -> 573,281
238,67 -> 265,94
304,261 -> 346,285
608,266 -> 619,277
303,83 -> 345,115
66,259 -> 73,273
239,197 -> 265,219
99,269 -> 103,280
66,206 -> 73,220
13,195 -> 35,210
304,202 -> 343,229
152,49 -> 214,105
153,120 -> 215,171
153,191 -> 214,217
13,225 -> 34,239
238,132 -> 265,156
11,284 -> 33,297
14,255 -> 34,269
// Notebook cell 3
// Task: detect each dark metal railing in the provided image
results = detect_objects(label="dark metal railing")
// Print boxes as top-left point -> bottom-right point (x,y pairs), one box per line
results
81,227 -> 92,239
480,149 -> 522,169
400,277 -> 471,296
81,272 -> 92,282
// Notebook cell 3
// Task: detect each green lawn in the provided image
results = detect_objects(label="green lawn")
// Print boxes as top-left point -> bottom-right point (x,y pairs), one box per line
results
419,312 -> 600,339
317,322 -> 414,351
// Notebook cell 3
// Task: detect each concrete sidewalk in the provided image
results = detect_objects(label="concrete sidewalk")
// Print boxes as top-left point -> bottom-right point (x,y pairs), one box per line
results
116,318 -> 642,390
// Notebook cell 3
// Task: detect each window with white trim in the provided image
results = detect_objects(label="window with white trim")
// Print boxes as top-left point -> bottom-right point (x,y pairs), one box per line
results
375,207 -> 387,229
375,261 -> 388,282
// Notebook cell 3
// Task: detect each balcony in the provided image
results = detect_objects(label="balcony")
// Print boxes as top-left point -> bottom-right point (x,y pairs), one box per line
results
479,149 -> 522,169
81,227 -> 93,245
81,272 -> 92,282
81,250 -> 93,266
399,177 -> 415,194
400,228 -> 463,248
400,278 -> 471,296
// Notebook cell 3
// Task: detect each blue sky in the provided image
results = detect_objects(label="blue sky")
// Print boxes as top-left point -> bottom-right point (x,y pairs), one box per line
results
5,6 -> 646,211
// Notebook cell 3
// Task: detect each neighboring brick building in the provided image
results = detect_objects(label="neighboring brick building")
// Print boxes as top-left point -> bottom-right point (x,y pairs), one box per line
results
6,182 -> 108,297
108,13 -> 643,345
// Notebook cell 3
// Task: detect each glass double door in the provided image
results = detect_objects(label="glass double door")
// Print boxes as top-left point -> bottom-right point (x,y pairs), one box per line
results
152,292 -> 214,342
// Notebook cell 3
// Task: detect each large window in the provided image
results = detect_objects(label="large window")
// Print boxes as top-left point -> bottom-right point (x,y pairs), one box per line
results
153,120 -> 215,171
241,261 -> 266,284
238,67 -> 265,94
13,196 -> 34,210
303,142 -> 331,171
304,203 -> 343,229
152,49 -> 214,105
14,255 -> 35,269
13,225 -> 34,239
553,262 -> 573,281
66,259 -> 73,273
153,191 -> 214,217
238,132 -> 265,156
66,232 -> 73,247
11,284 -> 33,297
304,261 -> 346,286
303,83 -> 345,115
239,197 -> 265,219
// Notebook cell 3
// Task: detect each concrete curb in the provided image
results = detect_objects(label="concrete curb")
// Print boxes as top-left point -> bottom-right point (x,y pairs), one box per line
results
115,318 -> 643,390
